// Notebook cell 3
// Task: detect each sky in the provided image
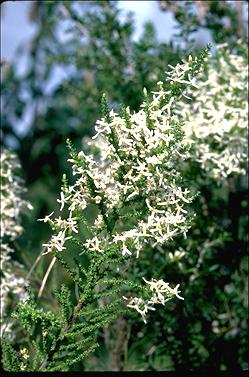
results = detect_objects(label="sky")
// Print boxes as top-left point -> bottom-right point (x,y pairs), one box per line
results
1,1 -> 248,68
1,0 -> 215,140
1,1 -> 177,63
0,1 -> 182,94
0,0 -> 180,139
1,1 -> 36,63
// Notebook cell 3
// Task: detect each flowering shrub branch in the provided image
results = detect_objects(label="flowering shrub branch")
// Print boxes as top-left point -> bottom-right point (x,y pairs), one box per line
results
178,42 -> 248,180
3,42 -> 248,372
0,150 -> 32,339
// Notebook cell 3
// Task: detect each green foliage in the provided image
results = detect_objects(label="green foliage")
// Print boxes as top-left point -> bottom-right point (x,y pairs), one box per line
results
2,339 -> 21,372
2,250 -> 130,371
159,1 -> 248,45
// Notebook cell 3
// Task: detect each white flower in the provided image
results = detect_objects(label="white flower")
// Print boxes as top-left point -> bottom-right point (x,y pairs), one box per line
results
57,191 -> 72,211
42,230 -> 72,254
123,278 -> 184,323
143,278 -> 184,302
94,195 -> 102,204
38,211 -> 54,223
54,216 -> 78,233
84,236 -> 103,253
123,296 -> 155,323
122,243 -> 132,256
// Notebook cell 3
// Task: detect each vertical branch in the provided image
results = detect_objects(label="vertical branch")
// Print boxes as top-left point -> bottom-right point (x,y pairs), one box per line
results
38,256 -> 57,298
123,322 -> 131,371
235,0 -> 246,38
111,318 -> 127,371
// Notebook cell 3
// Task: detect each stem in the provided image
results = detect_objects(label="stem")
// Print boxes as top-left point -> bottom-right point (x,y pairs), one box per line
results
111,318 -> 127,371
38,256 -> 57,298
123,323 -> 131,371
25,250 -> 43,280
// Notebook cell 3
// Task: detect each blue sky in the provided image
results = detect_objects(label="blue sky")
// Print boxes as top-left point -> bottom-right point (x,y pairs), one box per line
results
1,1 -> 177,63
1,2 -> 35,62
0,0 -> 213,140
0,0 -> 179,139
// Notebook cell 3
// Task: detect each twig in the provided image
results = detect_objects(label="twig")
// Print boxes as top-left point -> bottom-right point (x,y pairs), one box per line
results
38,256 -> 57,298
26,251 -> 43,280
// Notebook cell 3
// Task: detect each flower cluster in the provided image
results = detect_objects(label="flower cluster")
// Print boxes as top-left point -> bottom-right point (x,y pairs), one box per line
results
39,46 -> 210,320
0,151 -> 32,240
178,42 -> 248,180
0,150 -> 32,338
123,278 -> 184,323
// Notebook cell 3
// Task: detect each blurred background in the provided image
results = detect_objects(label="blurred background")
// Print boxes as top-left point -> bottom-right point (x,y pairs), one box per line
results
2,0 -> 247,245
1,0 -> 248,372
